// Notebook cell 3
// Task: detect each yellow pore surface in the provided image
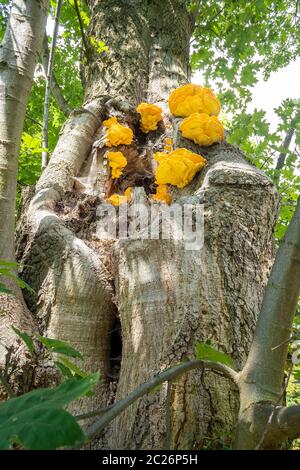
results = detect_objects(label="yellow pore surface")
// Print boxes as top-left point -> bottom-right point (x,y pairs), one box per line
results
154,148 -> 207,189
136,102 -> 163,133
107,151 -> 127,179
169,84 -> 221,117
180,113 -> 224,146
106,187 -> 132,206
103,116 -> 134,147
152,184 -> 172,205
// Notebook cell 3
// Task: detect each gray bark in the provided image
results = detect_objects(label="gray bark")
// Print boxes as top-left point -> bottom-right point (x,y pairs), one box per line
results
0,0 -> 49,262
0,0 -> 49,397
110,141 -> 278,449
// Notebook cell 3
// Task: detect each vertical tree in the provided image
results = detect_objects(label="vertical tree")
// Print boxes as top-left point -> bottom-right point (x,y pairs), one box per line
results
0,0 -> 48,396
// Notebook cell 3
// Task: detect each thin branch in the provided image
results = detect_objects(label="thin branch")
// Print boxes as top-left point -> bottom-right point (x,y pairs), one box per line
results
41,0 -> 63,172
273,109 -> 300,186
41,37 -> 73,117
74,404 -> 114,421
84,360 -> 238,441
25,113 -> 43,128
73,0 -> 90,55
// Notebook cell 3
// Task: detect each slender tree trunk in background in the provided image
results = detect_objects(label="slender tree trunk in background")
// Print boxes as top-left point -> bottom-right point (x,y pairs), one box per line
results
15,0 -> 279,449
0,0 -> 48,385
0,0 -> 48,263
41,0 -> 63,171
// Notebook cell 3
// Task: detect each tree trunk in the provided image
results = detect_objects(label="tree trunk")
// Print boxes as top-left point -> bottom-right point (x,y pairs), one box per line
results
0,0 -> 48,262
16,0 -> 279,449
0,0 -> 49,391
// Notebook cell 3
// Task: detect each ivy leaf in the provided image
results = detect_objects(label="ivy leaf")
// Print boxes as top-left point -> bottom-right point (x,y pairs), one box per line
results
0,373 -> 99,449
36,335 -> 83,359
195,342 -> 235,367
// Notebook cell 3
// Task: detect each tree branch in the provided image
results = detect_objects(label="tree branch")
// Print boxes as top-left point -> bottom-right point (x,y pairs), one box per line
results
275,404 -> 300,440
273,110 -> 300,186
73,0 -> 90,56
255,363 -> 293,449
241,195 -> 300,403
41,0 -> 63,172
41,36 -> 73,117
84,360 -> 238,440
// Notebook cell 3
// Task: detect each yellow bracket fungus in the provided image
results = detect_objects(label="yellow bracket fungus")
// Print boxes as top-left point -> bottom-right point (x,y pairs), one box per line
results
164,137 -> 173,153
136,102 -> 163,133
154,148 -> 207,189
169,84 -> 221,117
180,112 -> 224,146
152,184 -> 172,205
103,116 -> 133,147
106,187 -> 132,206
107,151 -> 127,179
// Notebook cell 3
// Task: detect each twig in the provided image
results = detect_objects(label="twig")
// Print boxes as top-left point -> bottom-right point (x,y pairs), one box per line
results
41,0 -> 63,172
25,114 -> 43,128
84,360 -> 238,441
272,336 -> 293,351
74,404 -> 114,420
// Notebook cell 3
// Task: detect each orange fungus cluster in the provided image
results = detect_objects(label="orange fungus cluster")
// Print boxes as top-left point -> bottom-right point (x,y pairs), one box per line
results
103,83 -> 223,206
103,116 -> 134,147
154,148 -> 207,189
168,84 -> 221,117
136,103 -> 163,133
180,113 -> 224,146
106,187 -> 132,206
107,151 -> 127,179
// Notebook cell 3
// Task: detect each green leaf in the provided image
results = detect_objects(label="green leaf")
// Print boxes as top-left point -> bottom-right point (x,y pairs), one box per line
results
0,260 -> 18,268
56,358 -> 95,397
0,373 -> 99,449
0,263 -> 34,294
55,361 -> 74,379
58,357 -> 88,378
12,327 -> 34,354
36,335 -> 83,359
195,342 -> 235,367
